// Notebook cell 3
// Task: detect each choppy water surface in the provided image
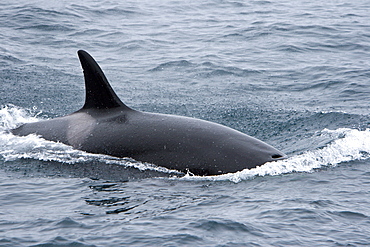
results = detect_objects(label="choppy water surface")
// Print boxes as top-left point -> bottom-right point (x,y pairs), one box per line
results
1,0 -> 370,246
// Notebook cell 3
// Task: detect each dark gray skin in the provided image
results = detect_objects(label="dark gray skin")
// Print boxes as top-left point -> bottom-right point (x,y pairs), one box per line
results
12,50 -> 286,175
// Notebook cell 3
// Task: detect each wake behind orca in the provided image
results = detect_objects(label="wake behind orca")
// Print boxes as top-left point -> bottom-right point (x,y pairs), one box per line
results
11,50 -> 286,175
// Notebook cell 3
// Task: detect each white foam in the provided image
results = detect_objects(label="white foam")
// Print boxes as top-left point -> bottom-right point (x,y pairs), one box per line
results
0,104 -> 39,131
0,131 -> 178,173
2,105 -> 370,181
0,105 -> 179,174
182,128 -> 370,183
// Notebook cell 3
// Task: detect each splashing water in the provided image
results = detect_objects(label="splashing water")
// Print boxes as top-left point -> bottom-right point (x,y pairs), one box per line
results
184,128 -> 370,183
1,105 -> 369,181
0,104 -> 40,130
0,105 -> 180,174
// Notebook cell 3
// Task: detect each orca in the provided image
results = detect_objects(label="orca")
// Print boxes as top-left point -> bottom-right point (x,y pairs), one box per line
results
11,50 -> 286,175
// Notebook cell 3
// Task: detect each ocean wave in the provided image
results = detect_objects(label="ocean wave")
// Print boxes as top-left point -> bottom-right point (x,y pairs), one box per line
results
4,5 -> 80,29
1,105 -> 369,182
182,128 -> 370,183
150,60 -> 194,71
0,105 -> 180,175
0,130 -> 179,175
150,60 -> 261,78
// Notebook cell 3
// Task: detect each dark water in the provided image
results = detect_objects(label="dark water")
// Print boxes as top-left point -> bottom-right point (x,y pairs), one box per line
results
1,0 -> 370,246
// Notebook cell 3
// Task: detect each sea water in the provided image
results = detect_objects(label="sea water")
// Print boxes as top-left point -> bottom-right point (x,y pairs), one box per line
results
1,0 -> 370,246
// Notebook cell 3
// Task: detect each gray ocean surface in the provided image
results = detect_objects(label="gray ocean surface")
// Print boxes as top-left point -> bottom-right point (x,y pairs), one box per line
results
1,0 -> 370,246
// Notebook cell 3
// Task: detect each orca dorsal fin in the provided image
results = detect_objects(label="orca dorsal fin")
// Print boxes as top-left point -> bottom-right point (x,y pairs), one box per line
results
77,50 -> 131,110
